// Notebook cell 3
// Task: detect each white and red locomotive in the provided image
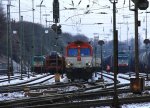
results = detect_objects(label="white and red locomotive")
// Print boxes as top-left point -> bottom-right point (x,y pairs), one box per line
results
65,40 -> 100,81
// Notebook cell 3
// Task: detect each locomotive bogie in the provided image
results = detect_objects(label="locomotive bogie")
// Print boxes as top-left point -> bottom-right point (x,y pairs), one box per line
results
66,67 -> 93,81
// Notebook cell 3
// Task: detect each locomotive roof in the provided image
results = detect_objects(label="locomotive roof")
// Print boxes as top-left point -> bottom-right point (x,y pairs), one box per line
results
45,51 -> 63,58
67,40 -> 91,46
34,55 -> 45,58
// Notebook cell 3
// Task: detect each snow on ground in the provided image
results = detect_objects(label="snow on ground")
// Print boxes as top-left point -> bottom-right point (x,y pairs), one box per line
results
122,103 -> 150,108
0,92 -> 24,101
26,74 -> 54,85
0,70 -> 150,107
0,74 -> 44,86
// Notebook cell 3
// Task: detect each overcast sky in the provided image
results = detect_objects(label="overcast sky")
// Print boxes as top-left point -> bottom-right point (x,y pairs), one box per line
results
1,0 -> 150,41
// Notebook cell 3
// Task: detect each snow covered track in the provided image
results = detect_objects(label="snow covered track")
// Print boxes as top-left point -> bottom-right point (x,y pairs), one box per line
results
0,74 -> 53,87
1,87 -> 150,108
23,95 -> 150,108
0,71 -> 150,107
0,74 -> 55,93
0,74 -> 34,83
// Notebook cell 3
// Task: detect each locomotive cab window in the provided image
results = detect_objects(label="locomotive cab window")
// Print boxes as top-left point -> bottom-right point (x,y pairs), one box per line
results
34,57 -> 42,61
80,48 -> 90,56
68,48 -> 78,57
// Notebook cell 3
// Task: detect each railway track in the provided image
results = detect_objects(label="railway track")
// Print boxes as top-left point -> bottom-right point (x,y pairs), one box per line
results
97,72 -> 121,84
0,71 -> 131,95
1,86 -> 150,108
0,74 -> 53,87
0,74 -> 33,83
22,95 -> 150,108
0,76 -> 55,93
0,72 -> 149,108
0,71 -> 149,108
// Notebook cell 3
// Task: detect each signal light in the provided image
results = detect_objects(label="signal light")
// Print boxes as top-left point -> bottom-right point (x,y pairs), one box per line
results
130,78 -> 145,94
138,0 -> 149,10
131,0 -> 149,10
144,39 -> 150,45
51,24 -> 57,32
57,24 -> 62,34
51,24 -> 62,34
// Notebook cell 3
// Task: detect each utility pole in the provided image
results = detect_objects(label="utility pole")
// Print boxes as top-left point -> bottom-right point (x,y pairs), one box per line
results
20,16 -> 23,80
10,19 -> 13,76
36,0 -> 45,25
18,0 -> 21,77
36,0 -> 45,73
93,34 -> 99,76
32,0 -> 35,77
145,10 -> 148,80
18,0 -> 23,79
5,0 -> 15,82
130,0 -> 149,94
134,1 -> 139,78
144,10 -> 150,79
130,0 -> 149,79
36,1 -> 45,74
146,10 -> 147,39
53,0 -> 60,82
7,3 -> 11,83
126,21 -> 131,77
98,40 -> 104,80
109,0 -> 120,107
19,0 -> 20,25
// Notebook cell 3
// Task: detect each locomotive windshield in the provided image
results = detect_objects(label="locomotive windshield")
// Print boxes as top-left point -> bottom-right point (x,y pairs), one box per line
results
118,56 -> 128,59
80,48 -> 90,56
68,48 -> 78,57
33,56 -> 45,62
34,57 -> 42,61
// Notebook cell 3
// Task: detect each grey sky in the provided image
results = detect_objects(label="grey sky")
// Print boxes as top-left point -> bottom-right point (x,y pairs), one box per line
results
1,0 -> 150,41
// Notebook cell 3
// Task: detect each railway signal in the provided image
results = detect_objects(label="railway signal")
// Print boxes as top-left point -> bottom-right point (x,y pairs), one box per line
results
53,0 -> 59,23
57,24 -> 62,34
131,0 -> 149,10
51,24 -> 62,34
143,38 -> 150,45
51,24 -> 57,32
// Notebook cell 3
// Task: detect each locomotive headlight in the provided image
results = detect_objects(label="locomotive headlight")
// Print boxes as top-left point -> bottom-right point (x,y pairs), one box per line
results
67,63 -> 71,66
86,62 -> 91,66
66,62 -> 73,67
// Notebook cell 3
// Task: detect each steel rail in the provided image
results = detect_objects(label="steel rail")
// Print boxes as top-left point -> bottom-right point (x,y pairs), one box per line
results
1,94 -> 150,108
2,86 -> 150,108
